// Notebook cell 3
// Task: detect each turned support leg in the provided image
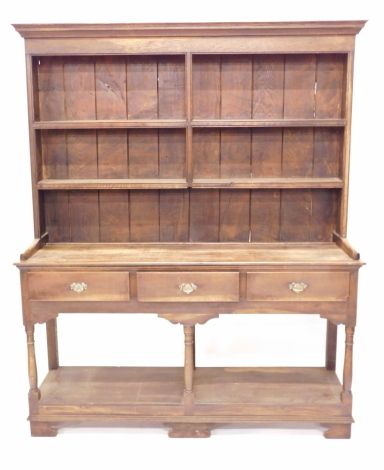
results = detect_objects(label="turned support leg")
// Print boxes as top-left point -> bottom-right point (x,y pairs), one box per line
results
322,326 -> 355,439
341,326 -> 355,411
46,318 -> 59,370
184,325 -> 194,394
25,324 -> 40,413
325,320 -> 337,370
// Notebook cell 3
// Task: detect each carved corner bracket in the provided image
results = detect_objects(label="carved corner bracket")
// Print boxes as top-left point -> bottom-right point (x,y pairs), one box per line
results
158,313 -> 219,326
320,313 -> 356,327
32,312 -> 59,325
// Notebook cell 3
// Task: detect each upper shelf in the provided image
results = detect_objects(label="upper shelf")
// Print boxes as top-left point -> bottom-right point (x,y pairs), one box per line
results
33,120 -> 187,129
33,119 -> 346,130
37,177 -> 343,190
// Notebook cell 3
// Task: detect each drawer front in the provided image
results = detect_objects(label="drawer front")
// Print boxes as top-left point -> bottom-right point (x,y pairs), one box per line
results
28,272 -> 130,301
137,272 -> 239,302
247,272 -> 350,302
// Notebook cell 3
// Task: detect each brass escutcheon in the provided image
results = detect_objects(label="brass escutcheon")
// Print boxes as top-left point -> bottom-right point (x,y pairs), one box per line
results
289,282 -> 308,294
70,282 -> 88,293
179,283 -> 197,294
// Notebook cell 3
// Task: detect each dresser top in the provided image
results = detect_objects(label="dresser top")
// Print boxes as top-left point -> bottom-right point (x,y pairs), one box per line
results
16,243 -> 362,268
13,21 -> 367,39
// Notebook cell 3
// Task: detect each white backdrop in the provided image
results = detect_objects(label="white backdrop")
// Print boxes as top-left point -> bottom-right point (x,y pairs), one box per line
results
0,2 -> 382,469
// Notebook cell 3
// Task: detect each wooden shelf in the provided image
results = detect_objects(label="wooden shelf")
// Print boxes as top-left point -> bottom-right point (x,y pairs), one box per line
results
37,178 -> 343,190
192,178 -> 344,189
191,119 -> 346,128
34,120 -> 187,130
37,179 -> 188,190
37,366 -> 347,420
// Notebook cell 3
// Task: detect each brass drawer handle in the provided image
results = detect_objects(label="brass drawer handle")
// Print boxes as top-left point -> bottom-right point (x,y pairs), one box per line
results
289,282 -> 308,294
70,282 -> 88,293
179,283 -> 197,294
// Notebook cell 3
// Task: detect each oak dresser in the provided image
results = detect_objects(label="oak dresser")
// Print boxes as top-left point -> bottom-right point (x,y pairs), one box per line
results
14,21 -> 365,438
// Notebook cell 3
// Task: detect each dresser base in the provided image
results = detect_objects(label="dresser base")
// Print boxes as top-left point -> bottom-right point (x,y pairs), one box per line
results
28,366 -> 353,438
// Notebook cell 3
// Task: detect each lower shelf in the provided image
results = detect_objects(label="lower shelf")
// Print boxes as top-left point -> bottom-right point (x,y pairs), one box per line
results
32,366 -> 352,433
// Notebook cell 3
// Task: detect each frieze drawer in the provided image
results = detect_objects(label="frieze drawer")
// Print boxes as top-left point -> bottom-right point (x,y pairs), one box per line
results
137,272 -> 239,302
247,272 -> 350,302
28,272 -> 130,301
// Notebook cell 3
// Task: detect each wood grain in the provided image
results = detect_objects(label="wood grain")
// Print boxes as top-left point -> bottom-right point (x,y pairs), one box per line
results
159,190 -> 189,242
127,56 -> 158,119
99,190 -> 129,242
95,56 -> 127,119
220,129 -> 251,178
69,190 -> 100,242
41,130 -> 68,179
158,56 -> 185,119
67,131 -> 97,178
252,55 -> 284,118
189,189 -> 219,242
280,189 -> 312,241
284,55 -> 316,118
192,55 -> 221,119
316,54 -> 346,118
251,190 -> 281,242
129,190 -> 159,242
38,57 -> 65,121
219,189 -> 250,242
64,57 -> 96,120
44,191 -> 70,242
221,55 -> 252,118
251,129 -> 282,177
97,130 -> 128,178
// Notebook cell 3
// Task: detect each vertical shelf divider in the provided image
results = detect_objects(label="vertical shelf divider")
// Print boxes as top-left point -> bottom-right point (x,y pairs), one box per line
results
186,52 -> 193,186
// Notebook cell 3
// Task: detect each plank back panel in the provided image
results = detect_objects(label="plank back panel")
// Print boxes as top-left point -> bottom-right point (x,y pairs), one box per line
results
38,57 -> 65,121
158,56 -> 185,119
189,189 -> 220,242
280,189 -> 312,241
252,55 -> 284,118
159,190 -> 189,242
127,56 -> 158,119
67,130 -> 98,178
250,189 -> 281,242
282,129 -> 314,177
95,56 -> 127,119
315,54 -> 346,118
130,190 -> 160,242
284,55 -> 316,118
97,130 -> 129,178
221,55 -> 253,119
64,57 -> 96,120
221,129 -> 251,178
44,191 -> 70,242
219,189 -> 250,242
192,55 -> 221,119
159,129 -> 186,178
69,190 -> 100,242
310,189 -> 338,241
313,128 -> 341,177
128,130 -> 159,178
193,129 -> 221,178
41,130 -> 67,179
99,190 -> 129,242
42,188 -> 338,243
251,129 -> 282,177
